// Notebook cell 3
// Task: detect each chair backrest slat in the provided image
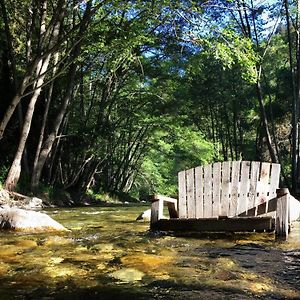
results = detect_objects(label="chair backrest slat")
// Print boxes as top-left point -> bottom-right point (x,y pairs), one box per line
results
229,161 -> 241,217
203,164 -> 213,217
212,162 -> 221,217
195,166 -> 204,218
257,162 -> 271,205
269,164 -> 281,199
178,170 -> 187,218
178,161 -> 280,219
237,161 -> 251,215
220,161 -> 231,216
248,161 -> 260,213
186,168 -> 196,218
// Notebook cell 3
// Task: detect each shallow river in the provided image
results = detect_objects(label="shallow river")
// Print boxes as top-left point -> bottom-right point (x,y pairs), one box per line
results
0,205 -> 300,300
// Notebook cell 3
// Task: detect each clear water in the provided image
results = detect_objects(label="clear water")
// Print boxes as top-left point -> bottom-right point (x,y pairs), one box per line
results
0,205 -> 300,300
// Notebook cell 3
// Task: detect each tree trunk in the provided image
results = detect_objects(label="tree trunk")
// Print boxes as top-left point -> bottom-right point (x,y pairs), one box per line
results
31,52 -> 59,190
295,0 -> 300,192
284,0 -> 299,192
255,79 -> 278,163
5,0 -> 67,190
0,76 -> 32,139
5,54 -> 52,190
0,0 -> 30,172
31,2 -> 93,190
30,60 -> 77,190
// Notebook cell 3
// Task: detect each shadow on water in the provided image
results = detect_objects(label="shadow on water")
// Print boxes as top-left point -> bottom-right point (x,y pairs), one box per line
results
0,206 -> 300,300
1,272 -> 298,300
1,271 -> 297,300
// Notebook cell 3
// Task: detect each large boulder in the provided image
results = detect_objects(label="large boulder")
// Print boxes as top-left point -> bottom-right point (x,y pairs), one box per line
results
0,207 -> 68,232
290,196 -> 300,222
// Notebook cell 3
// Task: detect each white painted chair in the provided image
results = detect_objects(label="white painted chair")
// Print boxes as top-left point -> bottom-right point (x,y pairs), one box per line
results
151,161 -> 291,238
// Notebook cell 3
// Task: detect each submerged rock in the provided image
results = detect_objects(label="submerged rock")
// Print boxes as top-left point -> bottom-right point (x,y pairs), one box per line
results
0,262 -> 10,276
15,239 -> 38,248
0,207 -> 68,232
44,264 -> 87,278
136,208 -> 151,221
90,243 -> 114,252
109,268 -> 145,282
121,254 -> 174,274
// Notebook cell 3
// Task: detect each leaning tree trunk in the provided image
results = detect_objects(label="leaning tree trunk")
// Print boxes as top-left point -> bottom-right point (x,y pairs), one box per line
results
5,0 -> 66,190
0,8 -> 46,139
256,76 -> 278,163
0,0 -> 32,139
5,55 -> 51,190
31,1 -> 93,190
284,0 -> 299,192
30,59 -> 77,191
31,52 -> 59,186
294,0 -> 300,192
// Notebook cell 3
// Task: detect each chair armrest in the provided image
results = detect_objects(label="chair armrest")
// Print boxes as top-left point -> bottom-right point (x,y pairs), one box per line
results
150,194 -> 178,227
152,194 -> 177,205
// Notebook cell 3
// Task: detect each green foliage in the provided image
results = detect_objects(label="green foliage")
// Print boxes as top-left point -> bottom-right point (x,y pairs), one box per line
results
202,29 -> 258,83
86,189 -> 123,204
132,123 -> 216,197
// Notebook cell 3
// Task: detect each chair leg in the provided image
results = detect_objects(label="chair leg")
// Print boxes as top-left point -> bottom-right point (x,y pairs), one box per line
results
275,193 -> 289,240
150,198 -> 164,229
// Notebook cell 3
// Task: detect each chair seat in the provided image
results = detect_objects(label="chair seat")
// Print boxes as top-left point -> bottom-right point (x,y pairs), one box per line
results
151,216 -> 275,232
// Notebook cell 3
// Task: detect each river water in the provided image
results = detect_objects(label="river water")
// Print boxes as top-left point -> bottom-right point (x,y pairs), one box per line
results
0,205 -> 300,300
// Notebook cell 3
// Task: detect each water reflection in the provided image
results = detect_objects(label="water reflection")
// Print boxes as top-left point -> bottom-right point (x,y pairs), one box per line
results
0,206 -> 300,299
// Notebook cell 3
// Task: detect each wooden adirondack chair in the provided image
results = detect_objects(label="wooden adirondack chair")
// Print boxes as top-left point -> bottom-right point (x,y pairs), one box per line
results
150,161 -> 291,238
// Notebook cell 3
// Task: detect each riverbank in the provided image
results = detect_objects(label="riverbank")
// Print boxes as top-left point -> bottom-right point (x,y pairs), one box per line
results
0,187 -> 145,209
0,189 -> 45,209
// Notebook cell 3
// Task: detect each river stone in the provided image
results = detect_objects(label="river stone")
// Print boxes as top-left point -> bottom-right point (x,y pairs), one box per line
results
0,245 -> 17,258
121,254 -> 173,273
0,262 -> 10,276
109,267 -> 145,282
0,207 -> 68,232
23,197 -> 43,210
290,196 -> 300,222
136,208 -> 151,221
90,243 -> 114,252
44,265 -> 87,278
15,239 -> 38,248
44,236 -> 73,246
